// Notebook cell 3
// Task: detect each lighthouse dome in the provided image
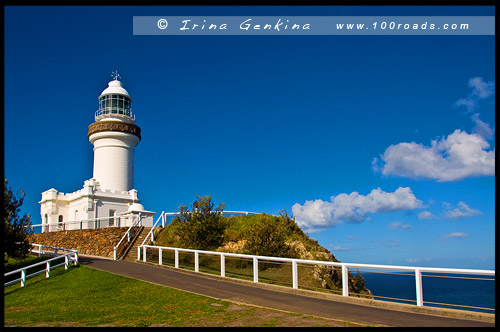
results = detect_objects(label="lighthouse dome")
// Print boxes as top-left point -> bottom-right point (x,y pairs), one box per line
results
128,202 -> 145,212
100,80 -> 132,99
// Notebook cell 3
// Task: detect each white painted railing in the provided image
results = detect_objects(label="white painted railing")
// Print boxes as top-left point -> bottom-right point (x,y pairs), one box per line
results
139,244 -> 495,309
139,211 -> 165,248
4,244 -> 79,287
31,211 -> 257,234
113,214 -> 141,260
30,216 -> 123,233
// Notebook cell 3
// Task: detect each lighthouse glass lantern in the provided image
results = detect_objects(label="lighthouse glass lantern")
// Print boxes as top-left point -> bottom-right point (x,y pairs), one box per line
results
95,72 -> 135,122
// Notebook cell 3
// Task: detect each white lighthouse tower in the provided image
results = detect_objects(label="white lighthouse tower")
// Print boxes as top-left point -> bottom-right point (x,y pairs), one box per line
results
89,72 -> 140,192
39,72 -> 155,231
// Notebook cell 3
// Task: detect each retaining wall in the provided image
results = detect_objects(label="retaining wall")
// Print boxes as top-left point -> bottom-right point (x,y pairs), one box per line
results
28,228 -> 129,258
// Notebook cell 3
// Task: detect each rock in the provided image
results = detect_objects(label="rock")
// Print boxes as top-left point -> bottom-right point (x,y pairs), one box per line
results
28,228 -> 130,258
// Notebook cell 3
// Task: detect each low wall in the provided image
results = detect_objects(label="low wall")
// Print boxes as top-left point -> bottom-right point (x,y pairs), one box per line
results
28,228 -> 130,258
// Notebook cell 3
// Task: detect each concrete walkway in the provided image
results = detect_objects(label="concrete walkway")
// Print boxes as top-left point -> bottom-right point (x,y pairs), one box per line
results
78,256 -> 494,327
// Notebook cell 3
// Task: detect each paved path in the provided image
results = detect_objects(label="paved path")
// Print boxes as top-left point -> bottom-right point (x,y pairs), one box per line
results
79,256 -> 494,327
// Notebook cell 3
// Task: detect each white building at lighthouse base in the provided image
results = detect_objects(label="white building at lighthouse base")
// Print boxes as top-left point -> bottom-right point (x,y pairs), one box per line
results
39,178 -> 155,232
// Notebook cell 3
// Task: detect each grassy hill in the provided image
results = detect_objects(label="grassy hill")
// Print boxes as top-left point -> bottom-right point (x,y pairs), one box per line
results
152,198 -> 371,297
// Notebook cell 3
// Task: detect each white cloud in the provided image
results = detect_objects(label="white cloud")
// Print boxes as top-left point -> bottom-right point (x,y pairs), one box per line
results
454,77 -> 495,113
444,232 -> 471,238
471,113 -> 494,140
455,98 -> 476,113
375,77 -> 495,182
371,238 -> 400,247
469,77 -> 495,99
389,221 -> 411,230
292,187 -> 422,232
445,201 -> 482,219
417,211 -> 436,220
331,245 -> 352,251
406,257 -> 432,264
373,129 -> 495,182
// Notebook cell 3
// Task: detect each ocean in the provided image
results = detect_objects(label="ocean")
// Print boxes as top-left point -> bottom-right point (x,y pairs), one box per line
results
360,271 -> 495,314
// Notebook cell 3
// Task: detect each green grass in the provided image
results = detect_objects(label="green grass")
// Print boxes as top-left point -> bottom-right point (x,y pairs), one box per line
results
4,264 -> 364,327
4,254 -> 48,273
4,265 -> 229,327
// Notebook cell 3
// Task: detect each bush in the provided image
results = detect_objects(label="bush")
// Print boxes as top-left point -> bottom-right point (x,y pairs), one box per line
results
242,214 -> 297,260
170,195 -> 227,250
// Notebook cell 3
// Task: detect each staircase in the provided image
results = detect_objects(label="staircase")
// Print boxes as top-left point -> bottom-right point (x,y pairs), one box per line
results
121,227 -> 152,262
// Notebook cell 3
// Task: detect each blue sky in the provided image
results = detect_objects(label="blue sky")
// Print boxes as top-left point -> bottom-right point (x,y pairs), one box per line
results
4,6 -> 495,269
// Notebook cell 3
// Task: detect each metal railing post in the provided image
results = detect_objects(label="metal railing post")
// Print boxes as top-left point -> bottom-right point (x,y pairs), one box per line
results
143,246 -> 146,262
253,257 -> 258,283
46,261 -> 51,278
342,264 -> 349,297
292,260 -> 298,289
221,254 -> 225,277
175,249 -> 179,268
137,246 -> 141,261
114,248 -> 117,261
415,269 -> 424,306
38,244 -> 42,257
65,256 -> 69,269
54,249 -> 58,257
195,251 -> 199,272
159,248 -> 162,265
74,252 -> 79,265
21,269 -> 26,287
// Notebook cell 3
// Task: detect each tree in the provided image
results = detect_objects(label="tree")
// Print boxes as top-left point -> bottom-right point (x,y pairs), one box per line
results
4,179 -> 32,261
173,195 -> 226,250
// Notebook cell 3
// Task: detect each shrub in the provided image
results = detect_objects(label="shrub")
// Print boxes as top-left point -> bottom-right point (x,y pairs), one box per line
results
171,195 -> 227,250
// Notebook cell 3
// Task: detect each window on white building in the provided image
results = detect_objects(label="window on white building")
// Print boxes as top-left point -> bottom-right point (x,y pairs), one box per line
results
109,209 -> 116,226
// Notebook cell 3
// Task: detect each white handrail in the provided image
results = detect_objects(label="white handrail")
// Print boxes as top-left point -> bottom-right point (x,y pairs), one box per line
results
31,215 -> 122,231
113,214 -> 141,260
31,211 -> 259,232
4,244 -> 79,287
161,211 -> 258,217
139,211 -> 164,249
140,244 -> 495,309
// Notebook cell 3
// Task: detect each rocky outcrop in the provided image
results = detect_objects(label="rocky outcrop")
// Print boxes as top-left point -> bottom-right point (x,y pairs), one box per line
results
28,228 -> 129,258
216,238 -> 371,297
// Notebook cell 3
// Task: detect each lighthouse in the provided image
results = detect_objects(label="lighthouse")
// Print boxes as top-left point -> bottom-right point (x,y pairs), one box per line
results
39,72 -> 155,231
88,74 -> 141,192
